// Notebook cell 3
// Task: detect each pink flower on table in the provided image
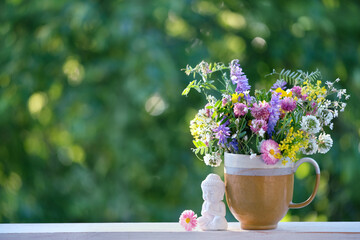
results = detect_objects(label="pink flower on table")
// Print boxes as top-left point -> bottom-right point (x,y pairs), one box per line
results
260,139 -> 281,165
280,97 -> 297,112
179,210 -> 197,231
250,101 -> 270,120
250,119 -> 268,137
234,103 -> 248,117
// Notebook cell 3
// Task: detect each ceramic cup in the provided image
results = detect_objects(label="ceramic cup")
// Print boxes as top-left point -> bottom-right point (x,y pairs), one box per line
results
224,153 -> 320,230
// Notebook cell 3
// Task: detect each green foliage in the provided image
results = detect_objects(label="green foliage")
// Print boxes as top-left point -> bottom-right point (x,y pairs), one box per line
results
0,0 -> 359,223
268,69 -> 322,86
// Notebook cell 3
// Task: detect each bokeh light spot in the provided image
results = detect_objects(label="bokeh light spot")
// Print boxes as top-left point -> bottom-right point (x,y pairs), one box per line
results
67,145 -> 85,164
63,57 -> 85,86
251,37 -> 267,50
193,1 -> 218,15
28,92 -> 47,115
217,10 -> 246,30
295,162 -> 310,179
165,13 -> 194,39
145,93 -> 167,116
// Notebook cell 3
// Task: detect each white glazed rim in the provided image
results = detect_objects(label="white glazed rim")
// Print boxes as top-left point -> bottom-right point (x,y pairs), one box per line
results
224,152 -> 293,169
224,153 -> 294,176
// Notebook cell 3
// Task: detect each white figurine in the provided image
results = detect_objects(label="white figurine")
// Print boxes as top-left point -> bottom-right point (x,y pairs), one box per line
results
198,173 -> 228,231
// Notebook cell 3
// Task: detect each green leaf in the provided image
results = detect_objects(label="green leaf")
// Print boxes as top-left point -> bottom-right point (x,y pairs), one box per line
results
238,131 -> 247,138
199,141 -> 207,147
215,100 -> 222,108
182,87 -> 190,96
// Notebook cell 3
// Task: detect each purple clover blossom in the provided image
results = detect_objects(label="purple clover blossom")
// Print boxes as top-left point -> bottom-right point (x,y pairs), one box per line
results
271,79 -> 287,90
267,92 -> 281,137
213,124 -> 230,145
250,119 -> 268,134
250,101 -> 270,120
234,103 -> 248,117
230,59 -> 251,93
281,97 -> 297,112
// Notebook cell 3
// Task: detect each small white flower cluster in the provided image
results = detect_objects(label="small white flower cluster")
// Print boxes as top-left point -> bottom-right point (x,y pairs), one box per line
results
317,108 -> 334,129
300,113 -> 334,155
301,133 -> 333,155
324,78 -> 349,113
189,96 -> 218,145
204,152 -> 222,167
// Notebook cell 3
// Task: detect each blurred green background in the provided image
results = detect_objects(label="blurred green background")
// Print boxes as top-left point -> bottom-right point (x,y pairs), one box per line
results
0,0 -> 359,223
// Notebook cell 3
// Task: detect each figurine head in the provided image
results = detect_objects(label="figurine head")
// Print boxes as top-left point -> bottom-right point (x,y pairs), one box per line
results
201,174 -> 225,202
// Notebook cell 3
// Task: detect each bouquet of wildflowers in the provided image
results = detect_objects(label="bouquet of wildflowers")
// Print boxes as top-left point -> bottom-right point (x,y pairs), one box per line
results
182,60 -> 349,167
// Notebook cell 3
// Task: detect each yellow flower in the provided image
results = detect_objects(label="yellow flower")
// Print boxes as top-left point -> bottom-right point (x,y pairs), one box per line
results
231,93 -> 244,103
275,88 -> 292,98
279,128 -> 308,162
301,80 -> 327,103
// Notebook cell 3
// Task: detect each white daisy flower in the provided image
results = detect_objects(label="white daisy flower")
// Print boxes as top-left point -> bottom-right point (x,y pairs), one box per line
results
301,116 -> 321,134
318,133 -> 333,154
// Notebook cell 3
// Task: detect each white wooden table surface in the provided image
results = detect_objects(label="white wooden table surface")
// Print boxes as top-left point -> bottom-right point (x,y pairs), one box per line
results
0,222 -> 359,240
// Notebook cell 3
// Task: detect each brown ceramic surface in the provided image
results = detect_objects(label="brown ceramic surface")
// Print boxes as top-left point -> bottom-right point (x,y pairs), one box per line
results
225,173 -> 294,230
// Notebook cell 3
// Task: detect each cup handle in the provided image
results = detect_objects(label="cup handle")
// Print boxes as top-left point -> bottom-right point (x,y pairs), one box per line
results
289,157 -> 320,209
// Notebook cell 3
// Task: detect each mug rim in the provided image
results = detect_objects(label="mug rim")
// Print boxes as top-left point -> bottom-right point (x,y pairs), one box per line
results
224,152 -> 294,176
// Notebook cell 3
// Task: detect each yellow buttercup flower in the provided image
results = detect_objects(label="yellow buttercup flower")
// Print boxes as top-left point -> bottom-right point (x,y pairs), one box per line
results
275,88 -> 292,98
231,93 -> 244,103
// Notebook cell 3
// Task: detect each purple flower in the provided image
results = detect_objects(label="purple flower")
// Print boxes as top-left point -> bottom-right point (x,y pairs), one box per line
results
244,93 -> 255,105
229,139 -> 239,153
230,59 -> 250,93
267,93 -> 281,137
234,103 -> 248,117
271,79 -> 287,90
250,101 -> 270,120
213,124 -> 230,145
280,97 -> 297,112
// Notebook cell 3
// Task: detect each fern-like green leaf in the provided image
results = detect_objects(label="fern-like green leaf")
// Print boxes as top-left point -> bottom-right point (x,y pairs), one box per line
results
277,69 -> 301,85
268,69 -> 322,86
